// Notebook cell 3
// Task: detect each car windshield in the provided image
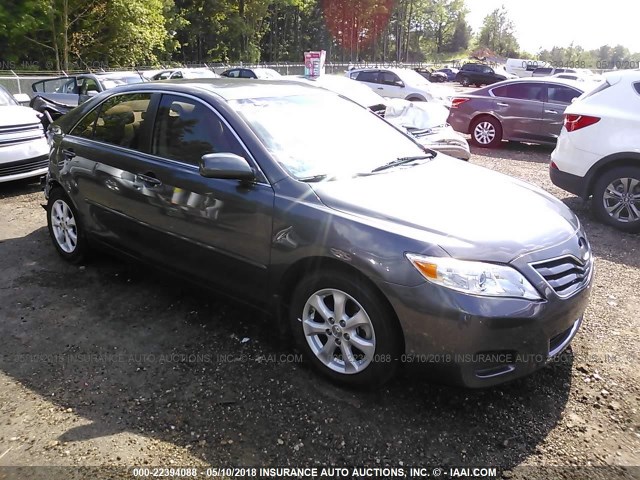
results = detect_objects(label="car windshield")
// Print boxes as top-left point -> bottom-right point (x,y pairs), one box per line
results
0,86 -> 18,106
230,92 -> 426,179
254,69 -> 281,79
184,70 -> 218,78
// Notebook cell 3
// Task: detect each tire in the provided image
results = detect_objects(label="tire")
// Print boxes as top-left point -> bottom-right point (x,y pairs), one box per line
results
470,116 -> 503,148
461,76 -> 471,87
46,188 -> 89,263
592,166 -> 640,233
289,270 -> 401,388
406,96 -> 423,102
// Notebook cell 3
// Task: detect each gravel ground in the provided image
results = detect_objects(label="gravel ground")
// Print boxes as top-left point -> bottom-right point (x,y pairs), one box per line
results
0,142 -> 638,480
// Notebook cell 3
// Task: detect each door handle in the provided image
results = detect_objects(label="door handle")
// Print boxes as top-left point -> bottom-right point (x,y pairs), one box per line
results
136,173 -> 162,187
545,109 -> 558,114
62,148 -> 76,159
376,87 -> 384,90
496,102 -> 509,107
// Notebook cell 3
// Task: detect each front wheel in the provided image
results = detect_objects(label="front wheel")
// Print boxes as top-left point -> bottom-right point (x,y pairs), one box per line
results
470,116 -> 503,148
47,188 -> 89,263
592,166 -> 640,233
289,270 -> 401,388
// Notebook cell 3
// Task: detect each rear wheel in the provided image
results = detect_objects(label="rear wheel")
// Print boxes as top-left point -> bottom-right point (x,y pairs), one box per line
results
289,270 -> 401,388
461,76 -> 471,87
592,166 -> 640,233
470,116 -> 503,148
47,188 -> 89,263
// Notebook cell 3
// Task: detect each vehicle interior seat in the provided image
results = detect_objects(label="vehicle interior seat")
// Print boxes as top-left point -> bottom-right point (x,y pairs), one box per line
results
95,104 -> 140,148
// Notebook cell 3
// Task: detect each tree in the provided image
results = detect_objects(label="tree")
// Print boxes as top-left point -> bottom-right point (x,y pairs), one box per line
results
420,0 -> 467,54
477,6 -> 519,57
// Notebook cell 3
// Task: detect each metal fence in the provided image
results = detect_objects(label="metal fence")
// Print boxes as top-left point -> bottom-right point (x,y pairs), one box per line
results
0,61 -> 450,96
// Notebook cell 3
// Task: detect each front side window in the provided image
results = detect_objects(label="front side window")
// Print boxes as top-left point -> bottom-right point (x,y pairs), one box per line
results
240,69 -> 255,79
0,86 -> 17,106
91,93 -> 152,149
380,71 -> 401,85
152,94 -> 245,166
547,85 -> 581,104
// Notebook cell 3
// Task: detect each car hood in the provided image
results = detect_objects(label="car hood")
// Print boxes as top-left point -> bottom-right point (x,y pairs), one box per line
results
311,158 -> 580,263
0,105 -> 41,127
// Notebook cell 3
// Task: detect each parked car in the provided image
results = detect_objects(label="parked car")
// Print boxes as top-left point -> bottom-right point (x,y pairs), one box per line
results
44,79 -> 592,388
531,67 -> 577,77
284,74 -> 470,160
30,72 -> 147,127
151,68 -> 219,80
347,68 -> 455,107
448,78 -> 588,148
455,63 -> 517,87
221,67 -> 281,79
550,70 -> 640,232
435,68 -> 459,82
0,84 -> 49,183
505,58 -> 551,78
551,72 -> 603,83
414,68 -> 447,83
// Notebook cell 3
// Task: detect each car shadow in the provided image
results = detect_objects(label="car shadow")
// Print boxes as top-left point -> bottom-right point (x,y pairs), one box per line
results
470,142 -> 554,164
0,227 -> 573,469
0,177 -> 44,200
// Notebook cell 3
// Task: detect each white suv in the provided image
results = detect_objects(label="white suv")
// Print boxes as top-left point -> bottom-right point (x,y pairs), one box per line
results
347,68 -> 454,107
0,85 -> 49,183
550,70 -> 640,232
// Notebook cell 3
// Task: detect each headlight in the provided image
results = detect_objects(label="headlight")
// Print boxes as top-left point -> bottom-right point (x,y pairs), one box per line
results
406,254 -> 541,300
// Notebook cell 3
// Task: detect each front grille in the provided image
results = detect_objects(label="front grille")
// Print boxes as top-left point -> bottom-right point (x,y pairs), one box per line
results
0,156 -> 48,177
532,255 -> 591,297
0,123 -> 44,146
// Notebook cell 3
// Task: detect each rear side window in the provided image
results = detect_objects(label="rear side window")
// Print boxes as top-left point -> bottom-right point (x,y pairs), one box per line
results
634,82 -> 640,95
152,94 -> 245,166
92,93 -> 152,150
225,70 -> 240,78
502,83 -> 545,101
355,71 -> 378,83
548,85 -> 582,104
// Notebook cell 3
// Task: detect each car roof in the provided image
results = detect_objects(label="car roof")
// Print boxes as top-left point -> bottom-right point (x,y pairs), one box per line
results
113,78 -> 326,101
489,77 -> 588,89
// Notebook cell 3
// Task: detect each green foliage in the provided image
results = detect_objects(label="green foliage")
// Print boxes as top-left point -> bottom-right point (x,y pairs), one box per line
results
0,0 -> 638,69
477,6 -> 519,57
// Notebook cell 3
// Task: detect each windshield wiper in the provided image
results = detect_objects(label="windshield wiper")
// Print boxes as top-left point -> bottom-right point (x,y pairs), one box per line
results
371,153 -> 435,173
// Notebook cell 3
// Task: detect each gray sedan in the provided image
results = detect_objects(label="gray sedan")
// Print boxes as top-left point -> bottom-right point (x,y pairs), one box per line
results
44,80 -> 592,388
448,78 -> 589,148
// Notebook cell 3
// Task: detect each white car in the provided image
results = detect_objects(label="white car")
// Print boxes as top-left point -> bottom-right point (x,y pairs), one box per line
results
0,85 -> 49,183
151,68 -> 219,80
347,68 -> 454,107
550,70 -> 640,232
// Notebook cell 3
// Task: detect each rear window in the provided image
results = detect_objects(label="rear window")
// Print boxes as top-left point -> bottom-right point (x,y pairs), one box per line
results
534,68 -> 553,75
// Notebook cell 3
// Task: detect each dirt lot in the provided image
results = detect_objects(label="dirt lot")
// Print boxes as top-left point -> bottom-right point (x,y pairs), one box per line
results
0,143 -> 638,479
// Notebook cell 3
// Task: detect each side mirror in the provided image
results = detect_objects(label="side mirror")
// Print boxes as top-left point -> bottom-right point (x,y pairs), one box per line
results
199,153 -> 255,181
394,80 -> 405,87
13,93 -> 30,104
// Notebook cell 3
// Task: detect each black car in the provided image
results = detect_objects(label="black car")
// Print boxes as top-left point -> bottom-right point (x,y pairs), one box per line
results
44,79 -> 593,388
455,63 -> 513,87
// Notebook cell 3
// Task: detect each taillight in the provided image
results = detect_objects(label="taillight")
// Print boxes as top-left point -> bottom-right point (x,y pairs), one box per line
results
564,114 -> 600,132
451,98 -> 470,108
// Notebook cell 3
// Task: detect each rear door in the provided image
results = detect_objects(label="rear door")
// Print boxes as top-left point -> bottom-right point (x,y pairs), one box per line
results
543,83 -> 583,140
490,82 -> 546,141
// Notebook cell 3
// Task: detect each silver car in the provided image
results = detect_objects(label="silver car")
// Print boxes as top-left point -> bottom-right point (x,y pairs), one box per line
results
448,78 -> 590,148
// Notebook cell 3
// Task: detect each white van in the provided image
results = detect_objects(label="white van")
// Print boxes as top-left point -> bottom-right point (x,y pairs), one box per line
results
505,58 -> 551,78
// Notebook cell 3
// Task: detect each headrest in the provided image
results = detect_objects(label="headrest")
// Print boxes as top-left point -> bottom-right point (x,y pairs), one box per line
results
103,104 -> 135,125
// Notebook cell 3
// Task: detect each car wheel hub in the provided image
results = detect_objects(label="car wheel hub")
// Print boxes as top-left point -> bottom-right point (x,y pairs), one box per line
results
302,288 -> 376,375
603,177 -> 640,223
51,199 -> 78,253
474,122 -> 495,144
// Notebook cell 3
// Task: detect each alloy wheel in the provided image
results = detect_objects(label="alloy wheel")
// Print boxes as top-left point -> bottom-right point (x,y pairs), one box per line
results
603,177 -> 640,223
474,121 -> 496,145
50,199 -> 78,253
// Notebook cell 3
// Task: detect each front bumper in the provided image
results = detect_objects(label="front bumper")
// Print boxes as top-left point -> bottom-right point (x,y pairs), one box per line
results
383,236 -> 593,388
0,137 -> 49,183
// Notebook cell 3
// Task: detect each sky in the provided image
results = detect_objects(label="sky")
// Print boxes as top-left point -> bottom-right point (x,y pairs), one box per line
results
466,0 -> 640,53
